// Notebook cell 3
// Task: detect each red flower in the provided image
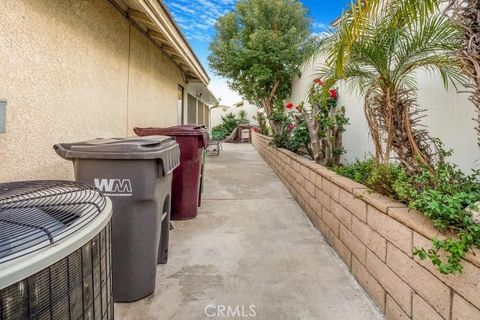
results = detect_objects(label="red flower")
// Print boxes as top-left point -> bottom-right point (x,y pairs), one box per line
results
313,78 -> 323,85
329,88 -> 338,99
288,124 -> 294,131
286,103 -> 294,109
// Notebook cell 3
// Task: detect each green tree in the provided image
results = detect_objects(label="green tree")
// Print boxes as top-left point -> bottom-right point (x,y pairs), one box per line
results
326,0 -> 441,78
237,110 -> 250,124
318,0 -> 465,173
220,112 -> 240,134
208,0 -> 317,134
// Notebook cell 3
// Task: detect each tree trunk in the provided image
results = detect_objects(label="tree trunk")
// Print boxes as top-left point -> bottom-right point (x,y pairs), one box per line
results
261,80 -> 282,136
448,0 -> 480,148
260,99 -> 279,136
300,105 -> 322,163
269,119 -> 282,136
332,106 -> 346,165
364,87 -> 385,164
333,129 -> 343,164
364,87 -> 437,174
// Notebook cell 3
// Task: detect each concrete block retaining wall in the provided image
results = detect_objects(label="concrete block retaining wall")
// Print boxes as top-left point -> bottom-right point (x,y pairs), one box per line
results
251,132 -> 480,320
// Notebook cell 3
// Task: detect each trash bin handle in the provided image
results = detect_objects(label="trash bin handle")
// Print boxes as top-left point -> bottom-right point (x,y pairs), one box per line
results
157,144 -> 180,177
159,160 -> 177,177
158,160 -> 165,177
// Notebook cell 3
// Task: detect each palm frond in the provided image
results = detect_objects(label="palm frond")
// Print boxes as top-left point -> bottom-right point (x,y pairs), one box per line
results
312,0 -> 464,174
391,14 -> 466,88
327,0 -> 443,77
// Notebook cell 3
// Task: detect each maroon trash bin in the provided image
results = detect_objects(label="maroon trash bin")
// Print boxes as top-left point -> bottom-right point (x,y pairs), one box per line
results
134,125 -> 208,220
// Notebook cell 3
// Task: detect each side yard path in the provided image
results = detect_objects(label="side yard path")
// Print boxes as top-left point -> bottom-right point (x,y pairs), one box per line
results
116,143 -> 384,320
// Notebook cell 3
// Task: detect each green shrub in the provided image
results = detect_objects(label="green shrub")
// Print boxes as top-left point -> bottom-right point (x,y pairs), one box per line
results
211,111 -> 252,140
210,125 -> 229,140
271,109 -> 311,156
254,112 -> 269,135
267,108 -> 288,124
332,158 -> 377,185
332,154 -> 480,274
220,112 -> 240,134
237,110 -> 250,125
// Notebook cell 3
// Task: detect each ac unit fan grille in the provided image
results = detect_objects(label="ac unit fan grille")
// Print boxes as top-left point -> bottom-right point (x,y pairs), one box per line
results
0,181 -> 107,263
0,222 -> 113,320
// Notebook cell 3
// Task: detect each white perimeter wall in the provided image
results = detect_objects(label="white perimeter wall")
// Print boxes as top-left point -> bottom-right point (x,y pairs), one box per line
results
210,107 -> 228,128
210,101 -> 259,128
289,56 -> 479,172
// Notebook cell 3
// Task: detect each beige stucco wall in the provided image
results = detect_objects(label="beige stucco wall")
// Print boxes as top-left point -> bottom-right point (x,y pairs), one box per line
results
127,27 -> 182,129
0,0 -> 185,182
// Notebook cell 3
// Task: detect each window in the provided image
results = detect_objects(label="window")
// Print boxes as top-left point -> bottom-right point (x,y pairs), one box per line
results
204,105 -> 210,128
177,86 -> 184,125
197,101 -> 204,125
187,94 -> 196,124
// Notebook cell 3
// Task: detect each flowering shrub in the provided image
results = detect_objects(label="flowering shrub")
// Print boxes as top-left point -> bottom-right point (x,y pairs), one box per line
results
270,80 -> 348,164
211,125 -> 229,140
329,88 -> 337,100
253,111 -> 269,135
271,106 -> 311,155
297,79 -> 348,165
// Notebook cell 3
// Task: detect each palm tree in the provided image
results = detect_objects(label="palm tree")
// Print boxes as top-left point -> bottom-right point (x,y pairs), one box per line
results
447,0 -> 480,147
237,110 -> 251,125
318,0 -> 465,173
328,0 -> 441,78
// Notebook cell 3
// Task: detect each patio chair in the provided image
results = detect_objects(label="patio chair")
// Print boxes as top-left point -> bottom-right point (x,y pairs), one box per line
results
206,136 -> 222,156
241,128 -> 251,143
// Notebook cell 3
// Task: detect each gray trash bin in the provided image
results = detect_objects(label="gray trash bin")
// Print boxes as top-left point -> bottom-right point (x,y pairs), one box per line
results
54,136 -> 180,302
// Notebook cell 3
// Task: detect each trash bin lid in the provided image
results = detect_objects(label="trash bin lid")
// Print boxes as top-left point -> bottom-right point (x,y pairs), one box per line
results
134,126 -> 209,148
54,136 -> 177,159
54,136 -> 180,175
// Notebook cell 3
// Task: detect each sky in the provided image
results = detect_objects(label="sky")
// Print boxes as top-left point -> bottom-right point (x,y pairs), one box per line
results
163,0 -> 351,106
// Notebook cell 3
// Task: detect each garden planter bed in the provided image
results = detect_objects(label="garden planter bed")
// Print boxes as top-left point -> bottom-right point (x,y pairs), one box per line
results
252,132 -> 480,320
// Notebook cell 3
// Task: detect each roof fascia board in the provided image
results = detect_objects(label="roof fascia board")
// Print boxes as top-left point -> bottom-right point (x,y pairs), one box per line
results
134,0 -> 210,85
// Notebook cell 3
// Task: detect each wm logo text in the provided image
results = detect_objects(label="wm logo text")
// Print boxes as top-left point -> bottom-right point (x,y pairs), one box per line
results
94,178 -> 133,197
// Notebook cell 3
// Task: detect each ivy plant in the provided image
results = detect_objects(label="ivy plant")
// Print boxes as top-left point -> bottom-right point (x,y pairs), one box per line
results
333,150 -> 480,274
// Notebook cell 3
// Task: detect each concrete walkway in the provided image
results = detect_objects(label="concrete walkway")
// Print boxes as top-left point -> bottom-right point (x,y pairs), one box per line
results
116,143 -> 384,320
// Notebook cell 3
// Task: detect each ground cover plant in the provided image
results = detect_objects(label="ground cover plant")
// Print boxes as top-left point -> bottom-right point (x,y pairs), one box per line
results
333,149 -> 480,274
